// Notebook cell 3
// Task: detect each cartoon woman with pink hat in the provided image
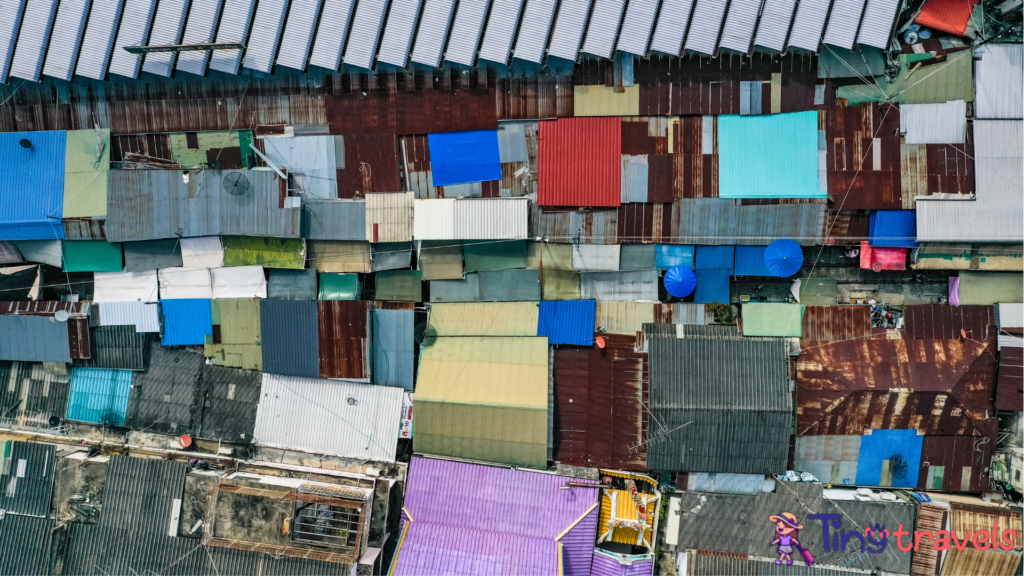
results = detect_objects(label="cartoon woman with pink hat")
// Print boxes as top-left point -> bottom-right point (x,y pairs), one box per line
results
769,513 -> 814,566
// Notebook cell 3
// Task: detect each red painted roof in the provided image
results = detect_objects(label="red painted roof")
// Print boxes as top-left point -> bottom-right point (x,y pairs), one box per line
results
916,0 -> 978,36
538,117 -> 621,207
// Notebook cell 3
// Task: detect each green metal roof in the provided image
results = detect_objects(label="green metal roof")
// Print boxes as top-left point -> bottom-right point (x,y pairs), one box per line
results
318,273 -> 361,300
838,53 -> 974,105
742,303 -> 805,337
376,270 -> 422,301
62,240 -> 122,272
221,236 -> 305,269
63,129 -> 110,219
463,240 -> 528,272
959,272 -> 1024,305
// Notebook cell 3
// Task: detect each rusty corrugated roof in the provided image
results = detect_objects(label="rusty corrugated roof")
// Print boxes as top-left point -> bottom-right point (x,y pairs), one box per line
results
825,102 -> 903,209
903,304 -> 995,340
919,435 -> 992,492
801,305 -> 872,341
318,300 -> 372,379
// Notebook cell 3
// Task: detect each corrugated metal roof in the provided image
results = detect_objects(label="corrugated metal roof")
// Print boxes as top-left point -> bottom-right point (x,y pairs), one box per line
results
196,361 -> 261,441
615,0 -> 657,55
997,346 -> 1022,410
371,241 -> 411,271
261,299 -> 320,378
900,100 -> 966,144
276,0 -> 324,70
268,268 -> 317,300
917,120 -> 1023,243
308,0 -> 356,69
0,131 -> 66,241
619,243 -> 655,269
445,0 -> 490,65
580,270 -> 658,301
76,325 -> 148,370
821,0 -> 865,49
455,199 -> 529,240
66,367 -> 132,425
0,0 -> 26,84
241,0 -> 288,73
857,0 -> 897,49
801,305 -> 871,341
413,199 -> 455,240
649,336 -> 790,474
537,300 -> 594,345
9,0 -> 59,82
93,302 -> 161,333
0,362 -> 69,428
430,301 -> 539,335
174,0 -> 224,75
649,0 -> 693,55
419,241 -> 464,280
546,0 -> 591,60
753,0 -> 796,50
366,192 -> 414,243
123,239 -> 183,272
62,240 -> 123,272
685,549 -> 898,575
304,201 -> 366,240
975,44 -> 1023,120
161,298 -> 213,346
74,0 -> 126,80
209,0 -> 258,74
410,0 -> 455,66
741,303 -> 804,336
718,0 -> 761,53
684,0 -> 728,54
430,269 -> 540,302
372,308 -> 413,389
914,0 -> 976,36
106,0 -> 157,78
571,244 -> 620,271
0,316 -> 71,362
377,0 -> 423,66
581,0 -> 625,58
140,0 -> 189,76
254,373 -> 402,460
124,341 -> 203,434
817,45 -> 884,77
206,297 -> 263,370
869,209 -> 917,248
343,0 -> 389,69
787,0 -> 829,51
0,515 -> 53,574
719,112 -> 822,199
307,240 -> 371,273
221,236 -> 305,268
375,269 -> 423,301
538,118 -> 621,207
672,199 -> 826,245
318,300 -> 371,379
478,0 -> 524,63
998,303 -> 1024,329
512,0 -> 556,63
0,441 -> 55,517
41,0 -> 90,81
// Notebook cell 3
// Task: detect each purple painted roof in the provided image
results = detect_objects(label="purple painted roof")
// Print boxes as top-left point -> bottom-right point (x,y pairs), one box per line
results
393,523 -> 558,576
592,551 -> 655,576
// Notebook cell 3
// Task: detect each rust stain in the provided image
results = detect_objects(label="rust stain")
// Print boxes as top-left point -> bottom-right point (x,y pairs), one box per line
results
317,300 -> 372,379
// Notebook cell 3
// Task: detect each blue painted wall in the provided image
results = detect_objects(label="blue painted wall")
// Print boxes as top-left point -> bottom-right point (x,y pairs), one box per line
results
855,429 -> 923,487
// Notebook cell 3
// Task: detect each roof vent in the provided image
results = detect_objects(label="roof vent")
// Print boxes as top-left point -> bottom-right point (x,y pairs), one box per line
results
19,139 -> 31,148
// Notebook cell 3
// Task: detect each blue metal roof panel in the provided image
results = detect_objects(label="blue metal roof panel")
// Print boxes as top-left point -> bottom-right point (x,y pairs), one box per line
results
695,245 -> 735,271
160,298 -> 213,345
372,308 -> 414,389
655,244 -> 695,270
261,299 -> 320,378
66,368 -> 132,425
869,210 -> 917,248
733,246 -> 772,276
718,112 -> 825,199
0,316 -> 71,362
537,300 -> 595,345
0,131 -> 66,241
694,267 -> 730,304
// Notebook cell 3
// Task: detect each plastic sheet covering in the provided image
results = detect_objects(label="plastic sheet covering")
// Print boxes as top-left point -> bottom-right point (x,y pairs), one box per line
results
537,300 -> 595,345
741,303 -> 804,337
372,242 -> 413,272
463,240 -> 527,272
527,242 -> 573,270
859,241 -> 906,271
541,268 -> 580,300
571,244 -> 621,271
718,112 -> 823,199
694,268 -> 730,304
733,246 -> 771,276
262,137 -> 340,199
420,241 -> 464,280
318,273 -> 361,300
431,269 -> 541,302
93,301 -> 161,332
158,267 -> 213,299
211,266 -> 267,298
93,270 -> 159,302
268,268 -> 317,300
0,242 -> 23,264
427,130 -> 502,186
123,239 -> 182,272
13,240 -> 62,267
180,237 -> 224,268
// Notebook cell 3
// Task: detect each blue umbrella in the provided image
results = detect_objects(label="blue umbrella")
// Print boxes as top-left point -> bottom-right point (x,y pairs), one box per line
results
664,266 -> 697,298
764,239 -> 804,277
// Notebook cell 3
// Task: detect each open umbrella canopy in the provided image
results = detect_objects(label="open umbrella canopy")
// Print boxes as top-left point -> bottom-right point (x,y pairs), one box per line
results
664,265 -> 697,297
764,239 -> 804,277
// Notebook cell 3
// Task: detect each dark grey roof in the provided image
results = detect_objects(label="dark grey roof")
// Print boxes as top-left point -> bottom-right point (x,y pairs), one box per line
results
124,342 -> 204,436
0,514 -> 54,575
648,337 -> 791,473
372,242 -> 413,271
0,316 -> 71,363
303,200 -> 366,241
672,484 -> 916,574
686,552 -> 876,575
0,441 -> 55,517
76,326 -> 150,371
261,300 -> 320,378
268,269 -> 318,300
0,362 -> 71,429
123,239 -> 183,272
619,244 -> 656,270
195,364 -> 262,443
644,323 -> 748,339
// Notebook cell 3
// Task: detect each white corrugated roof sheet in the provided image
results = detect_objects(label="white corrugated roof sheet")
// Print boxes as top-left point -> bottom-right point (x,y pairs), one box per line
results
580,270 -> 659,300
822,0 -> 866,50
649,0 -> 694,55
107,0 -> 158,78
546,0 -> 591,60
0,0 -> 26,84
180,237 -> 225,268
309,0 -> 356,70
262,136 -> 339,199
414,199 -> 456,240
410,0 -> 455,67
254,374 -> 403,461
718,0 -> 761,53
159,267 -> 214,299
856,0 -> 897,49
684,0 -> 728,55
377,0 -> 423,66
366,192 -> 414,243
998,303 -> 1024,329
453,198 -> 529,240
276,0 -> 324,70
754,0 -> 796,51
571,244 -> 621,271
616,0 -> 658,55
94,301 -> 162,332
41,0 -> 90,81
975,44 -> 1023,120
93,271 -> 160,302
478,0 -> 525,64
581,0 -> 626,59
512,0 -> 557,63
75,0 -> 126,80
787,0 -> 829,51
900,100 -> 966,144
212,266 -> 267,298
343,0 -> 389,69
242,0 -> 289,73
916,120 -> 1024,244
141,0 -> 189,77
445,0 -> 490,66
209,0 -> 257,74
10,0 -> 59,82
175,0 -> 224,75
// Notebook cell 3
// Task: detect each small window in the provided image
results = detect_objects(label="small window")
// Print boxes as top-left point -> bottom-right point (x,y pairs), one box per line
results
226,383 -> 236,401
1015,470 -> 1021,482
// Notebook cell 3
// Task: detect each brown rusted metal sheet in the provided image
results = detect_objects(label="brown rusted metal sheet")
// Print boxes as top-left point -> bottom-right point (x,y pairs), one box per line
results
903,305 -> 995,340
374,301 -> 415,310
824,210 -> 871,244
797,339 -> 997,437
67,318 -> 90,359
918,436 -> 992,492
317,300 -> 372,379
801,306 -> 872,341
997,346 -> 1022,411
617,203 -> 671,243
825,102 -> 903,209
495,73 -> 574,120
62,218 -> 107,239
553,333 -> 648,470
950,503 -> 1023,551
336,133 -> 400,198
110,133 -> 172,162
0,301 -> 87,315
911,504 -> 946,576
672,116 -> 718,199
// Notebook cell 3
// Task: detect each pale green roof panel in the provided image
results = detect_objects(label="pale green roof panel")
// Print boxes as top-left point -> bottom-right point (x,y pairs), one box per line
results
741,303 -> 804,337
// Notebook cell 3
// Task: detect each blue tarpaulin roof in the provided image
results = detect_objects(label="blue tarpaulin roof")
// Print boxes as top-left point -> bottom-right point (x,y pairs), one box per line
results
0,131 -> 67,240
161,299 -> 213,345
66,368 -> 132,425
537,300 -> 595,346
655,244 -> 695,270
696,246 -> 735,271
733,246 -> 772,276
718,112 -> 824,199
870,210 -> 918,248
428,130 -> 502,186
695,268 -> 731,304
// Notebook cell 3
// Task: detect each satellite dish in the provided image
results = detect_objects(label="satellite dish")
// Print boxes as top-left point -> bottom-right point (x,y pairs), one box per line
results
54,310 -> 70,322
414,324 -> 437,347
223,172 -> 250,196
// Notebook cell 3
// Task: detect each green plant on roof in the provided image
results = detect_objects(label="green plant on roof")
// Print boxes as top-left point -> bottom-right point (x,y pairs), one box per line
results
707,303 -> 732,324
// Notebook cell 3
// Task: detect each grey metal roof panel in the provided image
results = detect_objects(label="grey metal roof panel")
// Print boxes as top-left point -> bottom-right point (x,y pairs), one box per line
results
41,0 -> 91,81
581,0 -> 625,58
9,0 -> 59,82
648,337 -> 790,473
546,0 -> 591,60
445,0 -> 490,66
717,0 -> 760,53
512,0 -> 556,63
753,0 -> 795,50
276,0 -> 325,70
856,0 -> 897,49
93,301 -> 162,333
308,0 -> 356,70
430,269 -> 540,301
209,0 -> 258,74
0,362 -> 71,429
141,0 -> 190,76
343,0 -> 389,69
975,44 -> 1023,120
615,0 -> 658,56
107,0 -> 158,78
684,0 -> 728,55
123,341 -> 203,435
372,308 -> 414,390
0,316 -> 71,363
269,268 -> 318,300
786,0 -> 829,51
175,0 -> 224,75
0,515 -> 53,574
672,199 -> 825,245
261,299 -> 320,378
649,0 -> 694,55
196,362 -> 261,442
410,0 -> 455,67
580,270 -> 658,301
303,200 -> 367,240
821,0 -> 864,49
0,0 -> 26,84
242,0 -> 289,73
372,241 -> 412,271
377,0 -> 423,67
77,326 -> 149,370
0,441 -> 55,517
478,0 -> 525,64
75,0 -> 127,80
123,239 -> 183,272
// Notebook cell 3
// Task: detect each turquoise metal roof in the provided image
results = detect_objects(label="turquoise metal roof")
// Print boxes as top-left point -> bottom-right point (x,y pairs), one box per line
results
718,112 -> 825,199
66,368 -> 132,425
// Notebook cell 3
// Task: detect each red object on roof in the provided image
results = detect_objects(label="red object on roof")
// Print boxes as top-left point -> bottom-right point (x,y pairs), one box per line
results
538,117 -> 621,207
860,241 -> 907,271
916,0 -> 978,36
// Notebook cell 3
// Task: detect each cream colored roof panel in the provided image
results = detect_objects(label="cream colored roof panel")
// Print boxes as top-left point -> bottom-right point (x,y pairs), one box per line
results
429,302 -> 540,336
416,336 -> 549,406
